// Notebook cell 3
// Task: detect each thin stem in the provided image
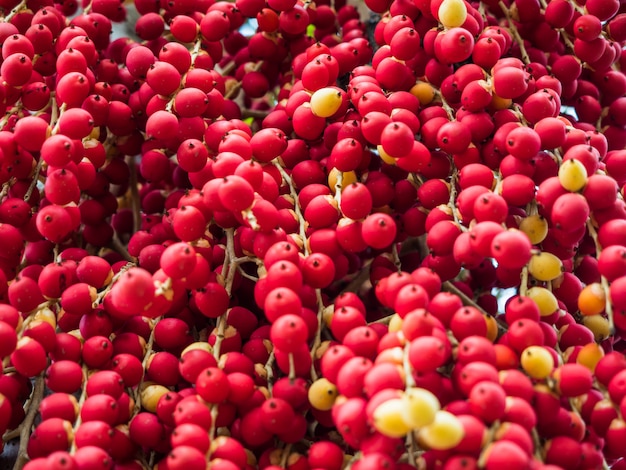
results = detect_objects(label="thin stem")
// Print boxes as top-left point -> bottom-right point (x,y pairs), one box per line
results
2,427 -> 20,442
110,231 -> 135,262
213,228 -> 238,362
242,109 -> 270,120
69,365 -> 89,453
190,37 -> 203,66
340,260 -> 371,294
50,101 -> 66,135
448,170 -> 464,230
309,289 -> 326,381
2,0 -> 27,24
279,443 -> 292,468
212,316 -> 226,361
0,105 -> 22,131
520,266 -> 529,297
224,61 -> 264,100
499,1 -> 530,64
265,350 -> 275,394
435,91 -> 456,120
13,375 -> 45,470
333,170 -> 343,206
217,60 -> 236,77
274,162 -> 309,256
0,178 -> 14,201
391,243 -> 402,272
23,160 -> 43,203
92,262 -> 135,306
133,318 -> 159,415
288,353 -> 296,382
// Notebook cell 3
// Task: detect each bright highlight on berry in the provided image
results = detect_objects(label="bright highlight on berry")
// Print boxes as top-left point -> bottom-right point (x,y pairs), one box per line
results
438,0 -> 468,28
310,87 -> 343,118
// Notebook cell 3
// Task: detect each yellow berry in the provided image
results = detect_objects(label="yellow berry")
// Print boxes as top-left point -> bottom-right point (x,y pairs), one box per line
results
417,410 -> 465,450
310,87 -> 342,118
582,315 -> 611,343
328,168 -> 357,194
558,158 -> 588,192
402,388 -> 440,429
377,144 -> 397,165
140,383 -> 170,412
520,346 -> 554,379
373,398 -> 413,438
526,286 -> 559,317
388,313 -> 403,333
181,341 -> 214,357
410,81 -> 436,106
438,0 -> 468,28
528,251 -> 563,282
308,378 -> 338,411
518,215 -> 549,245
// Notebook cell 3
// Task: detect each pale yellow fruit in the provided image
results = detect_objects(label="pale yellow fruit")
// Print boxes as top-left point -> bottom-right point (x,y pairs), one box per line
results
328,168 -> 357,194
140,383 -> 170,412
558,158 -> 587,192
526,286 -> 559,317
520,346 -> 554,379
519,214 -> 549,245
418,410 -> 465,450
373,398 -> 413,438
377,144 -> 397,165
528,251 -> 563,282
181,341 -> 213,357
438,0 -> 467,28
388,313 -> 403,332
402,388 -> 440,429
310,87 -> 342,118
582,316 -> 611,343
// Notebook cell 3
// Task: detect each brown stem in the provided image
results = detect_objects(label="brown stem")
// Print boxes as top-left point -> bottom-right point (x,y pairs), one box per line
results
499,1 -> 530,64
109,232 -> 134,262
224,61 -> 264,100
13,375 -> 45,470
309,289 -> 326,381
133,317 -> 160,415
274,162 -> 309,256
242,109 -> 270,120
24,160 -> 44,203
70,365 -> 89,453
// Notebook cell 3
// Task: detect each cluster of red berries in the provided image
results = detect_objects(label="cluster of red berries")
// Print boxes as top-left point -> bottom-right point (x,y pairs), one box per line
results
0,0 -> 625,467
